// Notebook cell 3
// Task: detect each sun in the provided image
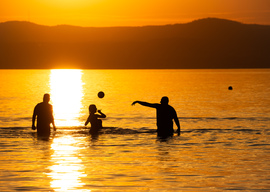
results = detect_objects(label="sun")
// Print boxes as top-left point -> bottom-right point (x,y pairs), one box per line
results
50,69 -> 84,127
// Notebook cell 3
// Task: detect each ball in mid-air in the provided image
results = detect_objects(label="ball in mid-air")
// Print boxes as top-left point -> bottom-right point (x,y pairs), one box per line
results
98,91 -> 105,98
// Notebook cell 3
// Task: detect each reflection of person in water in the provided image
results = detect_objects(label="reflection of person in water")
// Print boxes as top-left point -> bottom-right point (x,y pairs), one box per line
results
132,96 -> 181,137
85,104 -> 106,134
32,93 -> 56,137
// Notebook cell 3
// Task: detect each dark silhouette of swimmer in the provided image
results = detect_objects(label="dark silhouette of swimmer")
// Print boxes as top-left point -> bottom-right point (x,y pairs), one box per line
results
132,96 -> 181,137
85,104 -> 106,134
32,93 -> 56,137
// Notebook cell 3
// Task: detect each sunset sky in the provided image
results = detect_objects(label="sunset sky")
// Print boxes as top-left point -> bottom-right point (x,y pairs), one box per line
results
1,0 -> 270,27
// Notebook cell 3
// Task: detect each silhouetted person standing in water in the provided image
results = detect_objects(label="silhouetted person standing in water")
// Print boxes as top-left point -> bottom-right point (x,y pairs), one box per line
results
132,96 -> 180,137
85,104 -> 106,134
32,93 -> 56,137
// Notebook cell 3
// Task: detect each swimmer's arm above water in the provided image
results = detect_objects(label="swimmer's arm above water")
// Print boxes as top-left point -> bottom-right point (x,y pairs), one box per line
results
132,101 -> 158,108
97,110 -> 106,118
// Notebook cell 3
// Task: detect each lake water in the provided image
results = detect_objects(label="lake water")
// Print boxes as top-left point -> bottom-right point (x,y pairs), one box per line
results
0,69 -> 270,191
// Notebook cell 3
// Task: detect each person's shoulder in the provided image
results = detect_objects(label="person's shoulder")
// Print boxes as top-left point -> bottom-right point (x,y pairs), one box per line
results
168,105 -> 176,111
89,113 -> 96,117
35,102 -> 43,107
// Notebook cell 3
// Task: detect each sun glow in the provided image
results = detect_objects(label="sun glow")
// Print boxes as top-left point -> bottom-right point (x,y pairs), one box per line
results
42,0 -> 99,8
42,0 -> 101,11
50,69 -> 84,127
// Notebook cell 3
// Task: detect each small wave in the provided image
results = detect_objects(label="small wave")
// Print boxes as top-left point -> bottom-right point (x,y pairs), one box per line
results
234,128 -> 259,132
100,127 -> 157,134
0,125 -> 268,138
0,127 -> 29,129
180,117 -> 270,121
249,144 -> 270,147
183,127 -> 265,135
107,116 -> 270,122
0,126 -> 157,138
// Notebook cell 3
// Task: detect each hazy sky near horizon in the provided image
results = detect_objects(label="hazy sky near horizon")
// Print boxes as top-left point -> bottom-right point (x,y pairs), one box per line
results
1,0 -> 270,26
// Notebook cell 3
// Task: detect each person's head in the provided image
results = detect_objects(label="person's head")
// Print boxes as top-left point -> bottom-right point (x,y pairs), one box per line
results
160,96 -> 169,105
43,93 -> 50,103
89,104 -> 97,113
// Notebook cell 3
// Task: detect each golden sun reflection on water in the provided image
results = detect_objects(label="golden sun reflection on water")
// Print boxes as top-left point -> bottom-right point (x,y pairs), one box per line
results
48,136 -> 90,192
50,69 -> 84,127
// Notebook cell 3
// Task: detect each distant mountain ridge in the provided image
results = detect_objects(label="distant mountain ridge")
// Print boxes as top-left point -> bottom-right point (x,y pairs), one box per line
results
0,18 -> 269,69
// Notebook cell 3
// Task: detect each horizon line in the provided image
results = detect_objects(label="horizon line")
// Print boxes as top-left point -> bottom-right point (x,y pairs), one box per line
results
1,17 -> 268,28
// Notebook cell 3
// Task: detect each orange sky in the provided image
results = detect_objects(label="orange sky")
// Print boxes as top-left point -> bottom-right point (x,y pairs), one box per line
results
1,0 -> 270,26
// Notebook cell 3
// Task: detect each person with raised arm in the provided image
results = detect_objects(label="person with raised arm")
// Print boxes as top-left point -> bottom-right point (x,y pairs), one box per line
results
132,96 -> 180,137
85,104 -> 106,134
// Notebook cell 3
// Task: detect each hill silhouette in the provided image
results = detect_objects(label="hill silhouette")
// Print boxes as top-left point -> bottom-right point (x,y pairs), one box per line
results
0,18 -> 269,69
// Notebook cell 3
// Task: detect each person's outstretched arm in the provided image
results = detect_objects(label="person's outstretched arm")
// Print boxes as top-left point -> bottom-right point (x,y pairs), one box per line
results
132,101 -> 157,108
